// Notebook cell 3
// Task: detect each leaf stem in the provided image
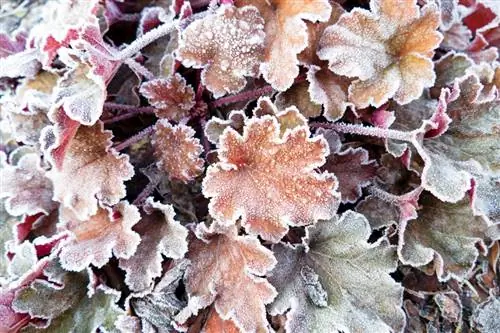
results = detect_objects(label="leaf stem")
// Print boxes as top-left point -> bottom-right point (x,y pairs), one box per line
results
113,125 -> 155,151
310,122 -> 415,142
124,58 -> 155,80
116,21 -> 177,60
209,85 -> 275,108
133,181 -> 157,206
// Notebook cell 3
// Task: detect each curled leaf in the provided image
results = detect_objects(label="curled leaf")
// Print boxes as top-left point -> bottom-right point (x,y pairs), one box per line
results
119,197 -> 188,292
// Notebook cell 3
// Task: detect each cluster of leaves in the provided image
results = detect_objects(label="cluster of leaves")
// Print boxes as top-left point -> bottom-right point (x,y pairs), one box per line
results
0,0 -> 499,332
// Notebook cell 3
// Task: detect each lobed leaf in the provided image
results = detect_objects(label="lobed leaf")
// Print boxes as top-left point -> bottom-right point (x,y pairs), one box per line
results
51,51 -> 106,126
177,5 -> 265,97
322,147 -> 378,203
235,0 -> 332,91
58,201 -> 141,271
0,153 -> 55,217
176,224 -> 277,333
398,192 -> 498,281
139,73 -> 195,121
269,211 -> 405,333
13,261 -> 124,333
153,120 -> 204,183
47,122 -> 134,221
119,197 -> 188,292
202,115 -> 339,242
318,0 -> 442,107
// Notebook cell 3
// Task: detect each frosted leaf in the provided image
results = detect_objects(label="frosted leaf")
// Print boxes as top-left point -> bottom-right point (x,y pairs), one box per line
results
13,260 -> 124,333
253,97 -> 308,138
269,211 -> 405,333
0,153 -> 55,216
58,201 -> 141,271
204,110 -> 246,145
440,23 -> 473,51
307,65 -> 352,122
177,5 -> 265,97
51,56 -> 106,126
0,32 -> 26,58
153,120 -> 204,183
28,0 -> 100,65
2,71 -> 57,142
465,62 -> 500,102
436,0 -> 460,30
297,2 -> 345,67
202,115 -> 339,242
398,192 -> 497,281
119,197 -> 188,292
129,260 -> 188,331
40,107 -> 81,170
433,291 -> 462,323
203,308 -> 240,333
471,297 -> 500,333
275,81 -> 322,119
7,242 -> 38,280
433,52 -> 474,90
322,147 -> 378,203
47,122 -> 134,220
318,0 -> 442,107
235,0 -> 332,91
139,73 -> 195,121
176,224 -> 277,333
0,49 -> 40,79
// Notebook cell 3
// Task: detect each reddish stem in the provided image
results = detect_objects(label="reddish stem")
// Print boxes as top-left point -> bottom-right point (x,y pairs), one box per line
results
102,106 -> 155,124
113,125 -> 155,151
133,181 -> 157,206
209,85 -> 275,108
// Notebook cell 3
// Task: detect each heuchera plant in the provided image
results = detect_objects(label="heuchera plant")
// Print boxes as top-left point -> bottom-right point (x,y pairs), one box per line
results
0,0 -> 499,332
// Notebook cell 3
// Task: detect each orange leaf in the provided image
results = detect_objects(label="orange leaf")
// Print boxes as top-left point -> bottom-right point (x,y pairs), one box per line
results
318,0 -> 442,107
139,73 -> 195,121
176,224 -> 277,333
202,114 -> 339,242
235,0 -> 332,91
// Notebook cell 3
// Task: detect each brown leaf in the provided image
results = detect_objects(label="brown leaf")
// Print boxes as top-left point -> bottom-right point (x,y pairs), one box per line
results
140,73 -> 195,121
153,120 -> 204,183
58,201 -> 141,271
235,0 -> 332,91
